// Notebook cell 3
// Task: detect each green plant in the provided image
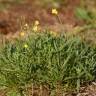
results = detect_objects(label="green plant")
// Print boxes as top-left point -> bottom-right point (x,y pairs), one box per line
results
76,0 -> 96,24
0,31 -> 96,95
75,7 -> 91,22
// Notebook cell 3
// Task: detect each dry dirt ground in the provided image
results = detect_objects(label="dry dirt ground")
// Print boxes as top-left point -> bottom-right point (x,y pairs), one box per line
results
0,0 -> 83,35
0,0 -> 95,44
0,82 -> 96,96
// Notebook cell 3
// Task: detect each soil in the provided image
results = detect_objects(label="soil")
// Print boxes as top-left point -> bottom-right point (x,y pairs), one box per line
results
0,0 -> 83,35
18,82 -> 96,96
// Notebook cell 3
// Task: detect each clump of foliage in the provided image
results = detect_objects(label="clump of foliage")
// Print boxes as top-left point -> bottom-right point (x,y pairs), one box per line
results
75,0 -> 96,24
0,31 -> 96,95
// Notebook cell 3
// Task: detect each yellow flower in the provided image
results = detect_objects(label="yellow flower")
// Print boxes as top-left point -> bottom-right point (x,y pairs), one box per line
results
33,26 -> 38,32
20,32 -> 25,37
52,8 -> 58,15
24,23 -> 28,27
50,31 -> 58,37
34,20 -> 40,26
24,44 -> 28,48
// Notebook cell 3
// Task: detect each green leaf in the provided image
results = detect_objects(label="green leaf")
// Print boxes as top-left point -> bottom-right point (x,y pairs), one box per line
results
75,7 -> 91,21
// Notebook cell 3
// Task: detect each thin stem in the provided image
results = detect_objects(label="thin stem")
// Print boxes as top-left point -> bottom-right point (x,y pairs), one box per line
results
57,15 -> 63,25
40,85 -> 42,96
57,15 -> 67,36
32,83 -> 33,96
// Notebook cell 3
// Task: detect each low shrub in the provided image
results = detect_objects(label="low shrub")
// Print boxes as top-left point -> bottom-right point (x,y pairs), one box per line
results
0,31 -> 96,95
